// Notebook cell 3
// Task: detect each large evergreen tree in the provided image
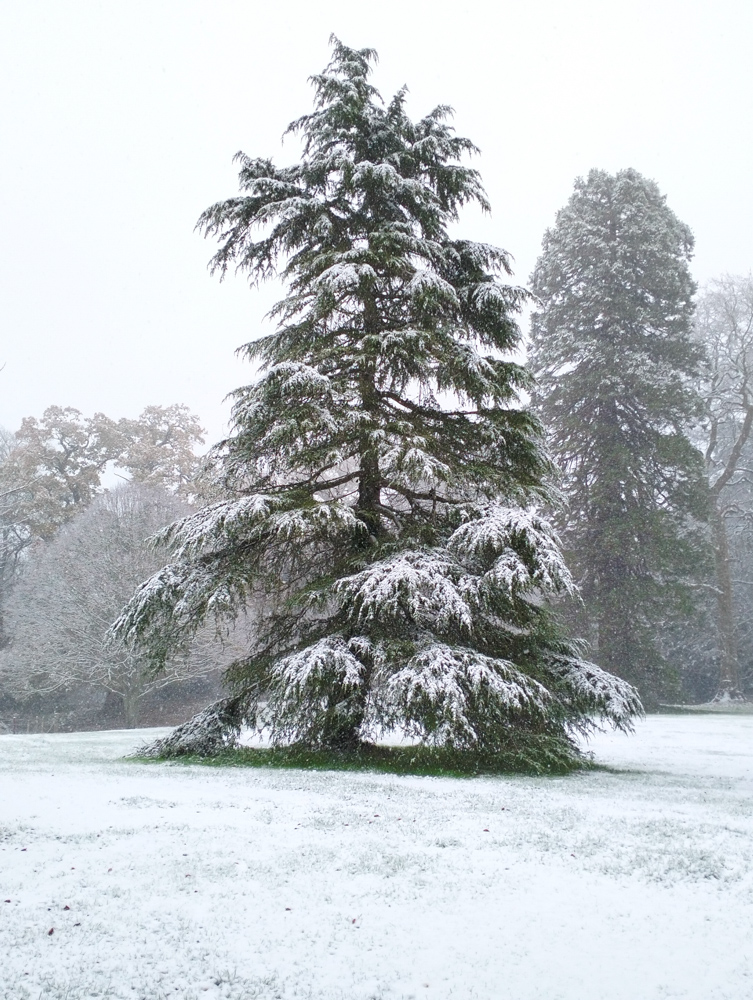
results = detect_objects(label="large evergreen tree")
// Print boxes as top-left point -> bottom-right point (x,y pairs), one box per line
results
529,169 -> 707,705
112,40 -> 640,762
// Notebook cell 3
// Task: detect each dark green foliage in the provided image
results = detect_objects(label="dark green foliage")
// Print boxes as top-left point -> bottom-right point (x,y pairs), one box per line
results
112,42 -> 642,757
529,169 -> 709,705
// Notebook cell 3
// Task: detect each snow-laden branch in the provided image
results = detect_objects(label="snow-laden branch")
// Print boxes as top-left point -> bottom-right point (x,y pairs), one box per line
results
546,655 -> 643,732
389,643 -> 552,746
449,505 -> 574,593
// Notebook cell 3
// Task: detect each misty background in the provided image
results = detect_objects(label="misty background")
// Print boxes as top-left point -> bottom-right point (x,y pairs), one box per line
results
2,0 -> 752,444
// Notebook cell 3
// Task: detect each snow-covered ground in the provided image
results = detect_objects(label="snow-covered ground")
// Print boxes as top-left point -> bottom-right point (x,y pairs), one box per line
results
1,716 -> 752,1000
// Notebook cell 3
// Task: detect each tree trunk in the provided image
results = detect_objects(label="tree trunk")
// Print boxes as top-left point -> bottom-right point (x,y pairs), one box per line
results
346,301 -> 382,745
357,335 -> 382,539
711,505 -> 744,701
121,686 -> 141,728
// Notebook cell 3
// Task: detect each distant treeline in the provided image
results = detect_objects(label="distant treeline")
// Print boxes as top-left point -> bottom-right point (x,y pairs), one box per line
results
0,405 -> 232,730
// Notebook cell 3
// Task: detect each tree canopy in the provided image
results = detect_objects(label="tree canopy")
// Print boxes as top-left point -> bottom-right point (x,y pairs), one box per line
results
0,403 -> 205,648
0,402 -> 205,548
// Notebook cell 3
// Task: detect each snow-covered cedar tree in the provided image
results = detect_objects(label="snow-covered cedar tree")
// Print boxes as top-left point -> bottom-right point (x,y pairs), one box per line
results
529,169 -> 708,707
110,39 -> 641,761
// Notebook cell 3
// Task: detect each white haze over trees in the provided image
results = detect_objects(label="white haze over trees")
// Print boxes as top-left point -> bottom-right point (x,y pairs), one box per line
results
3,1 -> 752,449
0,404 -> 205,631
0,427 -> 27,646
0,405 -> 212,728
0,484 -> 234,727
111,40 -> 641,764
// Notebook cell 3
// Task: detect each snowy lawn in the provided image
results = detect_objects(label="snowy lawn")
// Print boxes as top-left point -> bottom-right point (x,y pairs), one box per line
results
1,716 -> 752,1000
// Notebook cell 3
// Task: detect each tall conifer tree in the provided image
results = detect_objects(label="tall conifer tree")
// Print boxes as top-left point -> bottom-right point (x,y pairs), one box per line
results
529,169 -> 707,704
112,41 -> 640,760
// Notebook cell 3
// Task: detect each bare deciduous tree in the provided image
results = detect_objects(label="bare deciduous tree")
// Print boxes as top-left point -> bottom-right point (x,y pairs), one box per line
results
0,484 -> 228,726
696,274 -> 753,701
0,427 -> 35,646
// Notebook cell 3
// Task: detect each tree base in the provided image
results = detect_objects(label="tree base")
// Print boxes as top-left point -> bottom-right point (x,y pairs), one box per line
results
711,688 -> 747,704
132,698 -> 245,758
131,733 -> 589,776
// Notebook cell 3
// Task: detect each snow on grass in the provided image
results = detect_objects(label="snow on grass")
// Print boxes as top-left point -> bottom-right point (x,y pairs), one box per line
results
1,716 -> 752,1000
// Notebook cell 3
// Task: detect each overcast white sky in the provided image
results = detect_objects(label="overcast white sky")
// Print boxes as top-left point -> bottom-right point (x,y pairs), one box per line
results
2,0 -> 752,445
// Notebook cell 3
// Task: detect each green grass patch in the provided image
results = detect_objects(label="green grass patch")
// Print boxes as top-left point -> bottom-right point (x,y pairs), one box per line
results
131,734 -> 590,777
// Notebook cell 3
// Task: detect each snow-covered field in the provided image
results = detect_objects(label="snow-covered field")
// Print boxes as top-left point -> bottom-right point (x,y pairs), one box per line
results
1,717 -> 752,1000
